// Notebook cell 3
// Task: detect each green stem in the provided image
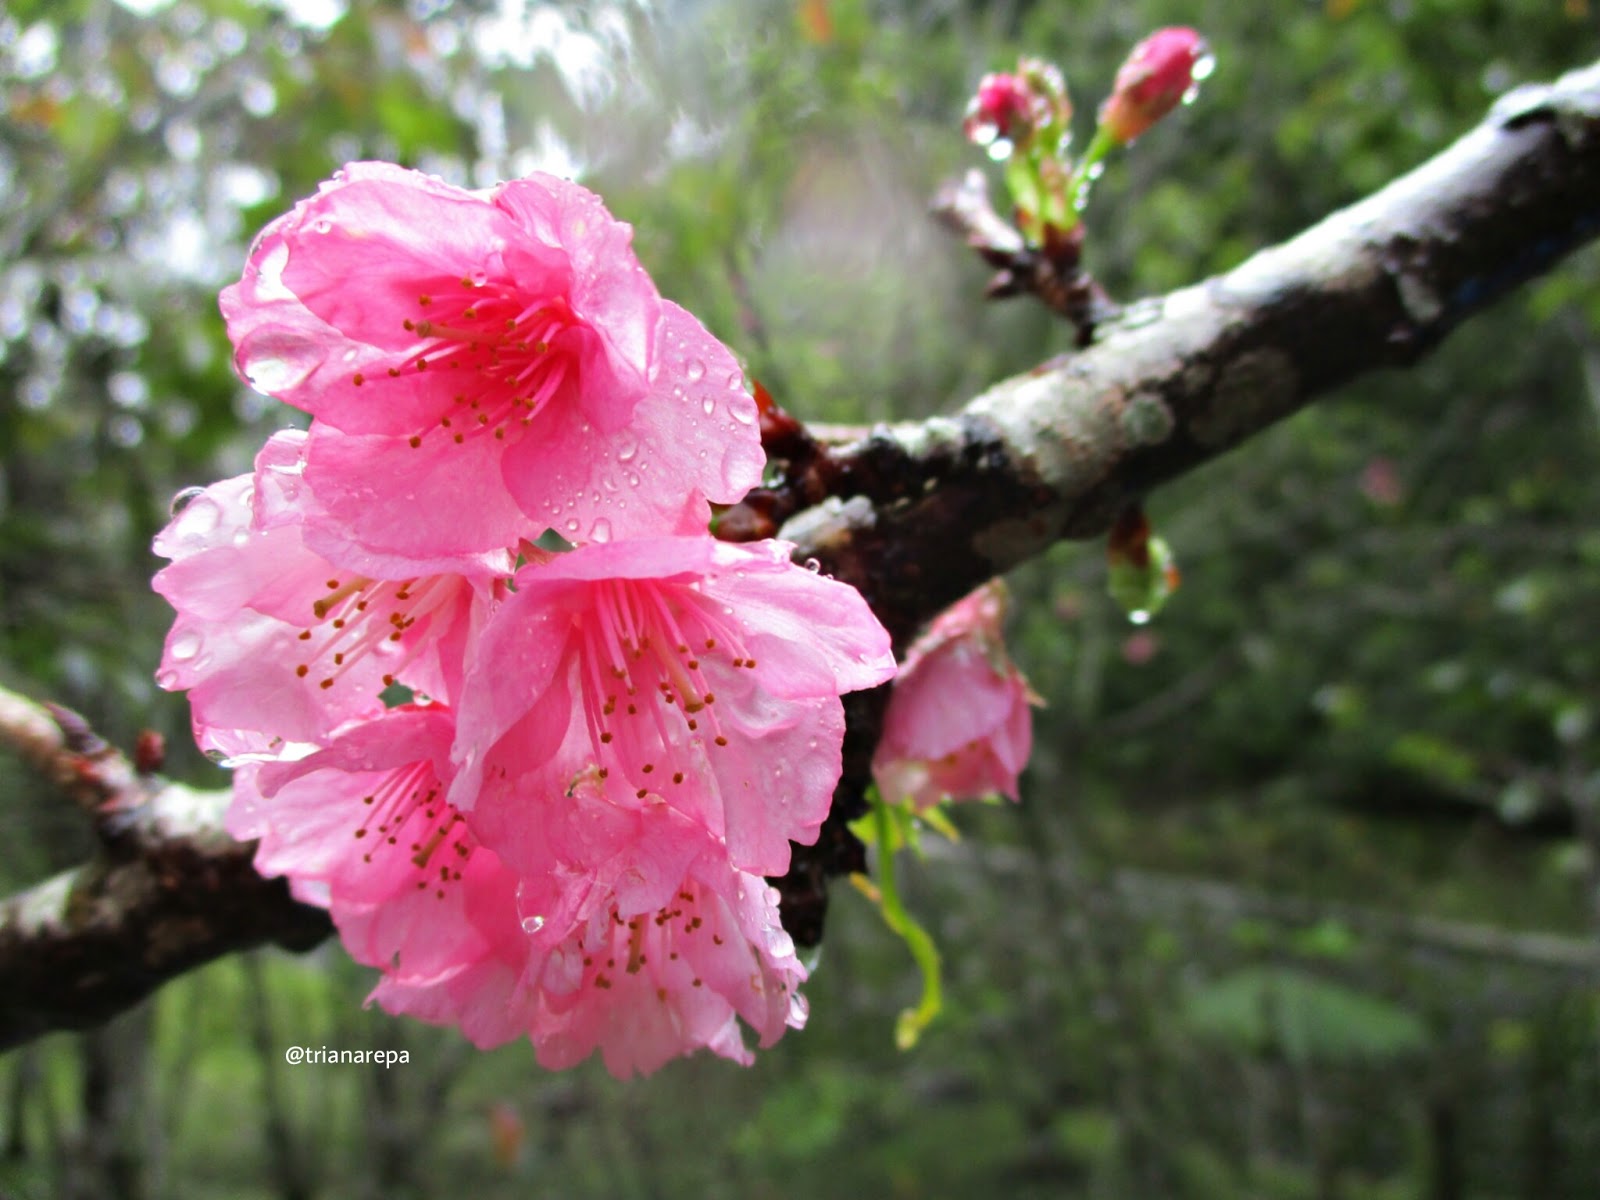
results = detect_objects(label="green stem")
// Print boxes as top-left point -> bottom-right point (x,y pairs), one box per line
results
1067,124 -> 1118,213
872,799 -> 944,1049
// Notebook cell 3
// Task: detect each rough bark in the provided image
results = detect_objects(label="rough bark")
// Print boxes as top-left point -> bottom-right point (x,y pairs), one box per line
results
4,60 -> 1600,1049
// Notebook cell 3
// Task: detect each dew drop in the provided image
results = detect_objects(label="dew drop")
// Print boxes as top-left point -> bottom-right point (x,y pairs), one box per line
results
729,402 -> 756,426
803,558 -> 821,573
617,437 -> 638,462
701,396 -> 716,416
591,518 -> 612,543
521,914 -> 546,933
685,358 -> 706,382
1129,609 -> 1152,626
155,668 -> 179,689
313,218 -> 333,233
725,372 -> 743,390
169,631 -> 203,661
168,485 -> 207,517
203,748 -> 229,765
231,528 -> 251,547
986,136 -> 1014,162
565,519 -> 580,533
626,472 -> 641,488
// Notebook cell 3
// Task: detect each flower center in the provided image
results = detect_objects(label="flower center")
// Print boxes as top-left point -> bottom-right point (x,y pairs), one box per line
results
294,572 -> 462,694
352,759 -> 474,899
572,579 -> 761,792
574,885 -> 723,996
350,278 -> 577,449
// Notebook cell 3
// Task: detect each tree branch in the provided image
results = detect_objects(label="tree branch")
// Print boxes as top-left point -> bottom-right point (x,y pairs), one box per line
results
0,686 -> 328,1052
4,60 -> 1600,1049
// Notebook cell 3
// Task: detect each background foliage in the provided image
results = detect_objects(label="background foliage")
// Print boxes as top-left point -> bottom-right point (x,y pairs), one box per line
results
3,1 -> 1599,1196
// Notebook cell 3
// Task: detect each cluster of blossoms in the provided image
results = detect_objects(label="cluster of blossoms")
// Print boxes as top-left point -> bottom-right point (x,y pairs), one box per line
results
154,164 -> 904,1076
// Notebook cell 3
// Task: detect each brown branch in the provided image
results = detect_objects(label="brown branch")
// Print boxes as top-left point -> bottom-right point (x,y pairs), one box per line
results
0,686 -> 329,1052
766,57 -> 1600,944
5,60 -> 1600,1048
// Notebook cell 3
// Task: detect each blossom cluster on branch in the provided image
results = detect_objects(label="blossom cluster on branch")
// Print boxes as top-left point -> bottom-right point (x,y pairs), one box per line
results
153,165 -> 911,1076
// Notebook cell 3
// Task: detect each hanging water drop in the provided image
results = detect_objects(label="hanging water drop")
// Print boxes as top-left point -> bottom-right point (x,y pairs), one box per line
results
169,631 -> 203,661
168,485 -> 207,516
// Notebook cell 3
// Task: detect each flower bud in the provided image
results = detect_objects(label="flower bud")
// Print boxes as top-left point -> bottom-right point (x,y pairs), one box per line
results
963,58 -> 1070,159
1097,27 -> 1211,145
963,73 -> 1031,149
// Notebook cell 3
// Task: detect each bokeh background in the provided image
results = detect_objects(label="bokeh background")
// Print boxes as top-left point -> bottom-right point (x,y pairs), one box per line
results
3,1 -> 1600,1196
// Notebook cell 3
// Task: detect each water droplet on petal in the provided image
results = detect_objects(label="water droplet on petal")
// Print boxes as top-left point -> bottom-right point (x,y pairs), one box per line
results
231,528 -> 250,547
803,558 -> 821,573
155,669 -> 179,689
617,437 -> 638,462
313,218 -> 333,233
729,402 -> 756,426
565,518 -> 580,533
168,485 -> 207,517
170,631 -> 203,661
521,914 -> 546,934
591,518 -> 612,543
701,396 -> 716,416
685,358 -> 706,382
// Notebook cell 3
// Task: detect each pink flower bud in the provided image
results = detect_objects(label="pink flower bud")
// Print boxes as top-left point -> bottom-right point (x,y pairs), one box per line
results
963,72 -> 1033,149
963,59 -> 1070,157
1098,27 -> 1210,145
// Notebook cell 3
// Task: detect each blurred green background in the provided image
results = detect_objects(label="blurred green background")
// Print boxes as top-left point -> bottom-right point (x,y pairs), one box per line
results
3,1 -> 1600,1196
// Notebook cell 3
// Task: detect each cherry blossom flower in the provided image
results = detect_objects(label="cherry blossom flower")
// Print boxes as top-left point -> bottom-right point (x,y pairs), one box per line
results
873,580 -> 1037,811
234,708 -> 807,1076
220,163 -> 764,557
153,432 -> 498,761
450,535 -> 897,879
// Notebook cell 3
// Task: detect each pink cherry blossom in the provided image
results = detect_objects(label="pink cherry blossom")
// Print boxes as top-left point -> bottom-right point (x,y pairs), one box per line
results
221,163 -> 764,556
230,706 -> 548,1049
450,535 -> 897,879
873,580 -> 1037,811
235,709 -> 807,1075
153,433 -> 496,760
